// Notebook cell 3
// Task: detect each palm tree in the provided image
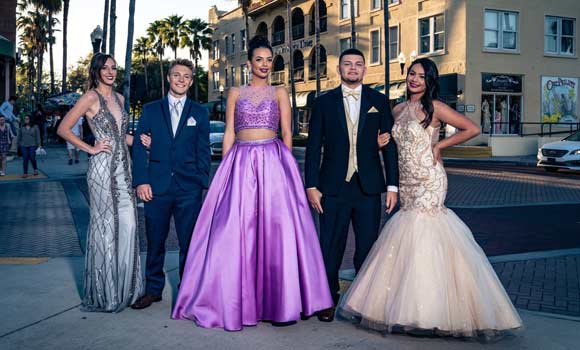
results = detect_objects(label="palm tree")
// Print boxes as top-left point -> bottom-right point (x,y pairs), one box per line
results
122,0 -> 136,112
147,20 -> 167,96
16,5 -> 38,106
61,0 -> 69,92
109,0 -> 117,56
161,15 -> 185,60
133,36 -> 152,98
181,19 -> 212,101
349,0 -> 356,48
314,0 -> 321,96
287,1 -> 298,135
239,0 -> 250,48
34,0 -> 62,94
383,0 -> 390,95
101,0 -> 109,52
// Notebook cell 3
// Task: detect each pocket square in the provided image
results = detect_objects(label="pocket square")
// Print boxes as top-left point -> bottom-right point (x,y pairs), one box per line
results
187,116 -> 197,126
368,106 -> 379,113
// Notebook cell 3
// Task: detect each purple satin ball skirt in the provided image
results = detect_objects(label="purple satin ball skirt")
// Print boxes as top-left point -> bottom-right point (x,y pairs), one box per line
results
172,137 -> 333,331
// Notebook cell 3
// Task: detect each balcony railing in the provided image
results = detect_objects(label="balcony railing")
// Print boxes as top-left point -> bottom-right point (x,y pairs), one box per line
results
271,71 -> 286,85
293,67 -> 304,82
292,23 -> 305,40
308,63 -> 327,80
272,31 -> 285,46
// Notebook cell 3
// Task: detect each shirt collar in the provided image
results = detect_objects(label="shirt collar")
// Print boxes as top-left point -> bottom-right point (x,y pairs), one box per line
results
168,93 -> 186,106
341,84 -> 362,94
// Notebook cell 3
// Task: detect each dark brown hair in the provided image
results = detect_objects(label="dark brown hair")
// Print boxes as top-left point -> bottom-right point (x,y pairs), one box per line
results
406,58 -> 440,128
168,59 -> 194,75
87,53 -> 116,90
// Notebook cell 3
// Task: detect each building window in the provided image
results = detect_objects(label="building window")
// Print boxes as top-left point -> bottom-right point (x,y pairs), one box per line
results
240,29 -> 247,51
230,67 -> 236,86
389,26 -> 399,61
340,0 -> 358,20
371,0 -> 380,11
231,33 -> 235,54
339,37 -> 351,52
212,40 -> 220,60
241,64 -> 249,85
225,68 -> 229,87
225,36 -> 229,55
370,29 -> 381,64
419,14 -> 445,54
545,16 -> 576,55
212,71 -> 219,90
484,10 -> 518,51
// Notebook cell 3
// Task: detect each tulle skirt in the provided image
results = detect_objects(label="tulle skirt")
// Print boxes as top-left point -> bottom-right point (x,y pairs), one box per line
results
338,208 -> 523,339
172,137 -> 333,331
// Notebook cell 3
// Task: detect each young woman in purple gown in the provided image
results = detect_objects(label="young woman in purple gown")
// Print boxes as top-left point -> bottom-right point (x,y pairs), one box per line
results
172,36 -> 333,331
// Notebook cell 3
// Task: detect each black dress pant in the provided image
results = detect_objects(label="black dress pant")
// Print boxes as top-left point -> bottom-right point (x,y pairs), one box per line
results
319,173 -> 382,305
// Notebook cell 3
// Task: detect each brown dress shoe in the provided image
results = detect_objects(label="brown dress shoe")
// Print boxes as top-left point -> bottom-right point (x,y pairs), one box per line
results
131,294 -> 162,310
316,307 -> 335,322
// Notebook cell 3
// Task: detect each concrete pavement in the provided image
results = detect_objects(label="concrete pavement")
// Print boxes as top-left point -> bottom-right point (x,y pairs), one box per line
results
2,144 -> 580,349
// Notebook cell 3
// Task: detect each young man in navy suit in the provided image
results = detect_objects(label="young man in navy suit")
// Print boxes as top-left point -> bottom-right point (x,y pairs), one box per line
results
305,49 -> 399,321
131,59 -> 211,309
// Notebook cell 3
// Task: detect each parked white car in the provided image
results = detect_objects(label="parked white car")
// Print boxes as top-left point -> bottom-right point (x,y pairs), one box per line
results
209,121 -> 225,158
537,131 -> 580,172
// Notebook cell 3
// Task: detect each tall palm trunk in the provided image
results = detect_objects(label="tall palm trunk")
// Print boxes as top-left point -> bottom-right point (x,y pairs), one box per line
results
383,0 -> 390,95
350,0 -> 356,48
159,53 -> 165,96
61,0 -> 69,92
109,0 -> 117,56
123,0 -> 136,112
193,53 -> 199,101
48,11 -> 55,93
287,0 -> 298,135
36,50 -> 43,102
102,0 -> 109,53
143,58 -> 149,97
314,0 -> 320,96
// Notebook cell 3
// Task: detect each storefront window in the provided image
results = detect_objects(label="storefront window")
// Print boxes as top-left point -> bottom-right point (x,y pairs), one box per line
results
481,73 -> 523,135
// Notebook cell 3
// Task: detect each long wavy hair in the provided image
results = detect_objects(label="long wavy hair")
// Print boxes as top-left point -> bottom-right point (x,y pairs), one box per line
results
87,53 -> 116,90
406,58 -> 440,128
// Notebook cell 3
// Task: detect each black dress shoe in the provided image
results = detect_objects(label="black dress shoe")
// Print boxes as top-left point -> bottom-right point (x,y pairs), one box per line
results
316,307 -> 335,322
130,294 -> 162,310
270,320 -> 297,327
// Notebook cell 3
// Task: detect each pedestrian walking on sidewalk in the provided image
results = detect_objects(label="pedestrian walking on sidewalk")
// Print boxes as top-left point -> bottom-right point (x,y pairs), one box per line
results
57,53 -> 147,312
0,115 -> 14,176
17,115 -> 40,178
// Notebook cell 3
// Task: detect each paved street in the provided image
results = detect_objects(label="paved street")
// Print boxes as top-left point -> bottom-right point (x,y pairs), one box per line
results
1,145 -> 580,349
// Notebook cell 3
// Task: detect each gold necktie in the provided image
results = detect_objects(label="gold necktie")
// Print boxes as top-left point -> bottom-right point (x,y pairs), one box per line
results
343,89 -> 360,100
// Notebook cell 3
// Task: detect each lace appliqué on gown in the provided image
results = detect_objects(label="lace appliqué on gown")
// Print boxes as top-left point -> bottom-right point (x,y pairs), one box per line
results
234,85 -> 280,133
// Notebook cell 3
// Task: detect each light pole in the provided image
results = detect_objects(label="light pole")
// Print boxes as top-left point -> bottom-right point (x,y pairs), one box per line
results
90,26 -> 103,54
219,85 -> 225,121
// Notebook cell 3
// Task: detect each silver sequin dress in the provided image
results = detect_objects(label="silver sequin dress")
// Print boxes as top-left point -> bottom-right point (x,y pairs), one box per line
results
81,91 -> 143,312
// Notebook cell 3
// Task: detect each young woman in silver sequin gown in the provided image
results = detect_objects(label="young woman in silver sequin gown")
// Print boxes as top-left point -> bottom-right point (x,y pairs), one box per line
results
58,53 -> 143,312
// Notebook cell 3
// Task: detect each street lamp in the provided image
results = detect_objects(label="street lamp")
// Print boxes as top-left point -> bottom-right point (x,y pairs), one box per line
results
219,85 -> 225,121
397,52 -> 406,75
90,25 -> 103,54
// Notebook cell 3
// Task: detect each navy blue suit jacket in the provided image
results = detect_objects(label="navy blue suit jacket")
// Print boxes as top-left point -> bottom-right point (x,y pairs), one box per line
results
132,97 -> 211,194
305,85 -> 399,195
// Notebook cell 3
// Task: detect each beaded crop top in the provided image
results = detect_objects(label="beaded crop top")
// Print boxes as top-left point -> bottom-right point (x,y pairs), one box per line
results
234,85 -> 280,133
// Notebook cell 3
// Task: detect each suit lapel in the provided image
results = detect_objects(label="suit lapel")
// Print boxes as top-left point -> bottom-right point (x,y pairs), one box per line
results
160,97 -> 173,139
357,86 -> 371,139
334,87 -> 349,138
174,98 -> 193,139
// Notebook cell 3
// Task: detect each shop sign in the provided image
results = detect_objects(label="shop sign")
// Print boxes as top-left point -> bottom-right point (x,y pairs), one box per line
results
541,76 -> 578,123
482,73 -> 522,93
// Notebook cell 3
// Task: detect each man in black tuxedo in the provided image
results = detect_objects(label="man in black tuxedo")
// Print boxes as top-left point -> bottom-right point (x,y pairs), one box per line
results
305,48 -> 399,321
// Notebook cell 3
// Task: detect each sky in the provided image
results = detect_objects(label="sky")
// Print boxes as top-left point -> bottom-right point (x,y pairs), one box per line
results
43,0 -> 238,79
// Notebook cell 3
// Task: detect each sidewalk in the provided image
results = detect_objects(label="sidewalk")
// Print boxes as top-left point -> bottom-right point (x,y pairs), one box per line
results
1,253 -> 579,350
1,145 -> 580,348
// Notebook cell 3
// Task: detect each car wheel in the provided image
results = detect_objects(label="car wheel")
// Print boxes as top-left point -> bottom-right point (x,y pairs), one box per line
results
544,167 -> 559,173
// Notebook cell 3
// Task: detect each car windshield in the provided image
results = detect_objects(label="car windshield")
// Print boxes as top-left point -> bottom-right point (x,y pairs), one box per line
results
564,131 -> 580,142
210,122 -> 225,133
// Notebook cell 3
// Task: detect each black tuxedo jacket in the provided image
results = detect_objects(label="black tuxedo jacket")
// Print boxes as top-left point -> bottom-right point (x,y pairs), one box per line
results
305,85 -> 399,195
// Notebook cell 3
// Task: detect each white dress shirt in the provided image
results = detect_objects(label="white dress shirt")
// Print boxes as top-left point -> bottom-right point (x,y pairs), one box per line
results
168,93 -> 186,136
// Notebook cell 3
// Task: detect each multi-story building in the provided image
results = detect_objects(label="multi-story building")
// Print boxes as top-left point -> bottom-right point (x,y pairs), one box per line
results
0,0 -> 17,102
208,0 -> 579,155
